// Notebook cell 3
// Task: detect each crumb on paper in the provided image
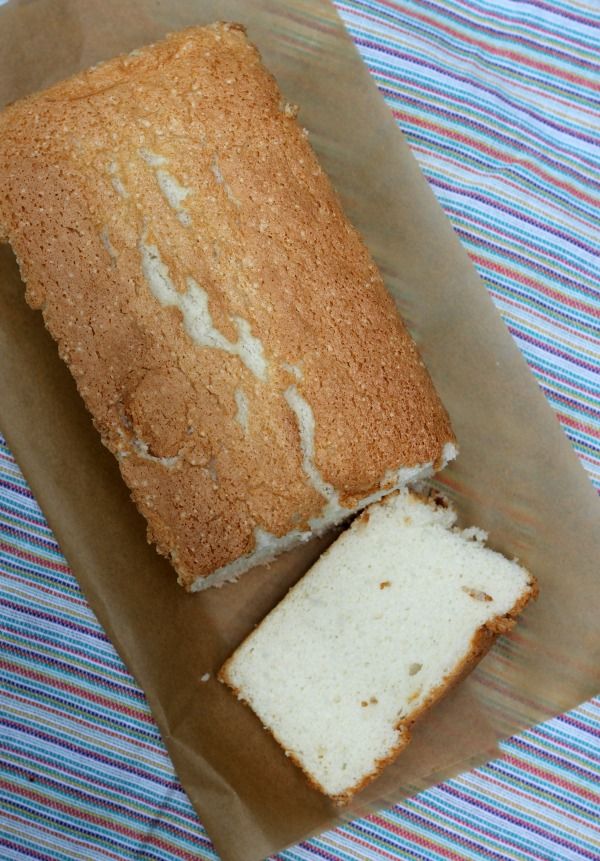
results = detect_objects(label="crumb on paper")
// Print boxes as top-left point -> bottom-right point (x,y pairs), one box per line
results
200,672 -> 211,683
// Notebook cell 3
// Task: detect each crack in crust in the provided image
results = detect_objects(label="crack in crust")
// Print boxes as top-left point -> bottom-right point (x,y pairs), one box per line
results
0,22 -> 456,588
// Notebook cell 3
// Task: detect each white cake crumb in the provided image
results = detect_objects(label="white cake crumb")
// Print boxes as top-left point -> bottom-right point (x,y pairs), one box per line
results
220,489 -> 536,802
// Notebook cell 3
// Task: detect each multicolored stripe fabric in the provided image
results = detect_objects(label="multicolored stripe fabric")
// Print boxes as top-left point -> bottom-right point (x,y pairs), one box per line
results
1,1 -> 599,861
2,434 -> 600,861
337,0 -> 600,490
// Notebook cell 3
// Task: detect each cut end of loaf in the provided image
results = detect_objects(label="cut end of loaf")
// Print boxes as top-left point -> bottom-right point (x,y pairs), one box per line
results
188,442 -> 457,591
219,488 -> 536,801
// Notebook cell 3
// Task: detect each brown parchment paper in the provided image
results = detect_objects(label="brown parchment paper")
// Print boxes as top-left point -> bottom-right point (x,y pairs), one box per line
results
1,1 -> 599,859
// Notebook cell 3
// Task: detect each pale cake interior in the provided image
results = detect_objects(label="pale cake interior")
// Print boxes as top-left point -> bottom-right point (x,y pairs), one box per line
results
221,489 -> 535,800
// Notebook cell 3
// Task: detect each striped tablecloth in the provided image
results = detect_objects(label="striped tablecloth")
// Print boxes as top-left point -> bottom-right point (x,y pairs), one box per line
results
1,1 -> 599,859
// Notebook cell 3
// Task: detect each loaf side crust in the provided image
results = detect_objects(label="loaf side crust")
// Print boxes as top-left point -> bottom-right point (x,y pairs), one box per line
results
0,24 -> 455,587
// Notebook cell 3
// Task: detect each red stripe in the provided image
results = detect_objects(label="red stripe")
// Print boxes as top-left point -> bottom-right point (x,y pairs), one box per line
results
503,754 -> 599,801
397,4 -> 600,89
558,713 -> 600,738
415,790 -> 548,855
0,540 -> 71,573
397,110 -> 600,211
6,759 -> 202,842
368,811 -> 495,860
5,689 -> 162,756
0,779 -> 199,861
469,254 -> 600,319
441,784 -> 600,858
416,136 -> 599,244
0,807 -> 124,861
0,566 -> 86,603
488,291 -> 600,353
357,10 -> 600,134
0,503 -> 48,530
335,827 -> 410,861
445,0 -> 600,52
0,660 -> 154,723
459,769 -> 597,827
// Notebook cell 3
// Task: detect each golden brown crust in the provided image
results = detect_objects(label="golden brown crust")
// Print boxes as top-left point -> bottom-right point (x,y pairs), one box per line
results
0,23 -> 454,586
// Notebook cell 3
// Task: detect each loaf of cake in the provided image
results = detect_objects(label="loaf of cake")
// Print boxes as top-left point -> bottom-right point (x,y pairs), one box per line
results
0,24 -> 455,590
220,490 -> 536,801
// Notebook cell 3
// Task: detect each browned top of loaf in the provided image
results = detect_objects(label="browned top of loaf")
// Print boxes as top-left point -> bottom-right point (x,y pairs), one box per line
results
0,23 -> 454,586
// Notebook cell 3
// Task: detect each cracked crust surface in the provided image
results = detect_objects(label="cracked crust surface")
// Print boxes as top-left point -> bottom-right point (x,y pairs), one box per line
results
0,23 -> 455,588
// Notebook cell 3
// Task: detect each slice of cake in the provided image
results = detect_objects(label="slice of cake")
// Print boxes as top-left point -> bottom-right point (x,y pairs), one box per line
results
219,490 -> 537,802
0,23 -> 455,590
